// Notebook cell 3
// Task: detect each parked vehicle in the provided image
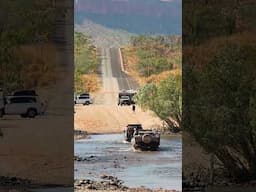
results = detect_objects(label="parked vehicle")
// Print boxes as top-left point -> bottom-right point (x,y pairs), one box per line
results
131,129 -> 160,151
0,95 -> 46,118
74,93 -> 92,105
124,124 -> 143,142
118,90 -> 136,106
0,89 -> 46,118
119,95 -> 131,106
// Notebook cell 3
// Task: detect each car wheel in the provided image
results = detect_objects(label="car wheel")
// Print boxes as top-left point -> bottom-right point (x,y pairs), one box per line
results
86,101 -> 90,105
27,109 -> 37,118
0,109 -> 4,118
20,114 -> 27,118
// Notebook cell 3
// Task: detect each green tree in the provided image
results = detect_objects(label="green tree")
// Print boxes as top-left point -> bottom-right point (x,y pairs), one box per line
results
0,0 -> 56,92
185,44 -> 256,181
136,49 -> 173,77
136,74 -> 182,131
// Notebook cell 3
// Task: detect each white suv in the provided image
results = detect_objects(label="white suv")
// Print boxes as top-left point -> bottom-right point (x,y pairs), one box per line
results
0,95 -> 46,118
74,93 -> 92,105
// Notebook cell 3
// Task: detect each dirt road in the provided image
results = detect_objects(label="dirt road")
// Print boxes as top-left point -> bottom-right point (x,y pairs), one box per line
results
75,48 -> 162,133
75,105 -> 162,134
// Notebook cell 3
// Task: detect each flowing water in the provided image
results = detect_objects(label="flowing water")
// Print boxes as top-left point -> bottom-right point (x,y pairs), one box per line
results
75,134 -> 181,191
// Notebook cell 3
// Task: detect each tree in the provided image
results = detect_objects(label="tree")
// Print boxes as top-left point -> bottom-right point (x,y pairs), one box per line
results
0,0 -> 57,92
185,43 -> 256,181
136,47 -> 173,77
136,74 -> 182,131
74,32 -> 99,93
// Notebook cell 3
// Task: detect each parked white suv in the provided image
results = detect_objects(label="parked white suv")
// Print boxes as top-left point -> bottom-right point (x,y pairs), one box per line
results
0,95 -> 46,118
74,93 -> 92,105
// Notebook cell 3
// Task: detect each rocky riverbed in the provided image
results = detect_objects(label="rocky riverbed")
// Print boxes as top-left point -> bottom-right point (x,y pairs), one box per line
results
0,176 -> 72,192
75,175 -> 178,192
0,176 -> 32,187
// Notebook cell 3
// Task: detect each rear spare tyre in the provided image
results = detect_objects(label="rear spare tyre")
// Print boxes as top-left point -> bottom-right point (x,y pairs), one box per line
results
142,134 -> 152,144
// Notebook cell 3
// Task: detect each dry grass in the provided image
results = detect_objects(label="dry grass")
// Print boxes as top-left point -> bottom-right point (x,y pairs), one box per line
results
121,47 -> 181,86
184,31 -> 256,70
15,43 -> 57,88
81,74 -> 100,93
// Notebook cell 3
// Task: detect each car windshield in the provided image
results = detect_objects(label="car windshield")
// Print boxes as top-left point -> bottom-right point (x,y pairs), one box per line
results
80,93 -> 89,96
12,90 -> 37,96
79,96 -> 89,99
10,97 -> 36,103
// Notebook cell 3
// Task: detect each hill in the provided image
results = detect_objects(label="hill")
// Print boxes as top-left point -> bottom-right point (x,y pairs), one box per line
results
75,19 -> 134,47
75,0 -> 181,35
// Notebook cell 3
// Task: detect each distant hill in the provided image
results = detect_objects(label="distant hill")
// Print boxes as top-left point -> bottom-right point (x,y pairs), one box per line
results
75,0 -> 181,35
75,19 -> 134,47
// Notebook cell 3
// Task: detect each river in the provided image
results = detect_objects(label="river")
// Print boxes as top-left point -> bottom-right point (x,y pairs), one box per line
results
75,133 -> 181,191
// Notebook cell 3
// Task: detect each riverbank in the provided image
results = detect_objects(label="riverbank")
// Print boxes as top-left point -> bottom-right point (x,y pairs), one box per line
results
75,130 -> 89,140
0,176 -> 72,192
74,129 -> 181,142
75,176 -> 179,192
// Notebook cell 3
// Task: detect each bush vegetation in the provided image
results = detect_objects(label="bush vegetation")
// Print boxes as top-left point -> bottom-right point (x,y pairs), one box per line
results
183,0 -> 256,182
0,1 -> 57,93
74,32 -> 99,93
131,35 -> 181,77
127,35 -> 182,131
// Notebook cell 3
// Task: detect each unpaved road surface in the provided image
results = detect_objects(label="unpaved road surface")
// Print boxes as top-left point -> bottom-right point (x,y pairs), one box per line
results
75,48 -> 162,133
75,105 -> 162,134
0,114 -> 73,186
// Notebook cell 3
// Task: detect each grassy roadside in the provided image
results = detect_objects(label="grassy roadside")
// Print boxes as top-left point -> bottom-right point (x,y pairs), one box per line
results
74,32 -> 100,94
121,35 -> 181,86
